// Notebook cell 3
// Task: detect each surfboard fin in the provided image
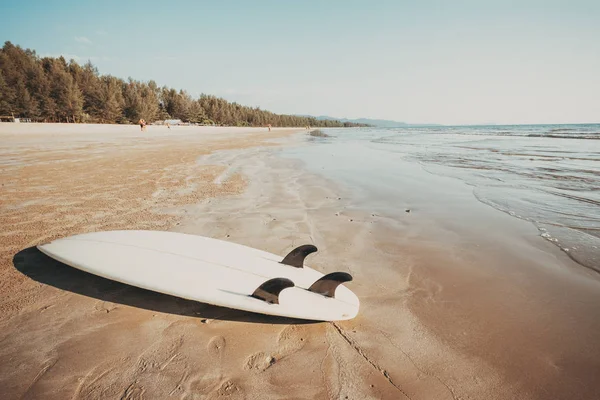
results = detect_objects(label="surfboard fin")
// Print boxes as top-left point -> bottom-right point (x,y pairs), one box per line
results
280,244 -> 318,268
251,278 -> 295,304
308,272 -> 353,298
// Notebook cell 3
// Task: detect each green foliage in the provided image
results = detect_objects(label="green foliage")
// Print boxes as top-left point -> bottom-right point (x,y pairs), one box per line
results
97,76 -> 124,123
0,70 -> 15,114
0,42 -> 368,127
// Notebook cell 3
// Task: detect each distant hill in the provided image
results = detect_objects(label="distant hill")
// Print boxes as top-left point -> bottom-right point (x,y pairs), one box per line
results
311,116 -> 404,128
304,116 -> 441,128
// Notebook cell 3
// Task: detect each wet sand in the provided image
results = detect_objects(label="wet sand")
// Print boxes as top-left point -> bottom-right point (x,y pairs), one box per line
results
1,124 -> 600,399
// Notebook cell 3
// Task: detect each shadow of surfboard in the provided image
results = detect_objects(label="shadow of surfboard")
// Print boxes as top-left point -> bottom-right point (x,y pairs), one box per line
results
13,247 -> 317,325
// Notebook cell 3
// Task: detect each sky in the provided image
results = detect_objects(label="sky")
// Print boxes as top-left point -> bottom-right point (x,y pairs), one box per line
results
1,0 -> 599,125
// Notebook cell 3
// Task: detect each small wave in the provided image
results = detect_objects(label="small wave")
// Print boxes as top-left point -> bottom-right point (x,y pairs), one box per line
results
549,128 -> 577,133
544,190 -> 600,207
527,133 -> 600,140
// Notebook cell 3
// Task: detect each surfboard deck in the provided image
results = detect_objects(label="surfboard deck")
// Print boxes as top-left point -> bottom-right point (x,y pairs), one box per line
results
37,230 -> 360,321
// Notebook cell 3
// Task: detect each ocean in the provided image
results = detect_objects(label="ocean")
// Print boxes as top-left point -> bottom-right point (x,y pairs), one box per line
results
282,124 -> 600,273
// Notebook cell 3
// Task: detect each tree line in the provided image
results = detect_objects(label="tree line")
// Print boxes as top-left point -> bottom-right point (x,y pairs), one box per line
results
0,42 -> 367,128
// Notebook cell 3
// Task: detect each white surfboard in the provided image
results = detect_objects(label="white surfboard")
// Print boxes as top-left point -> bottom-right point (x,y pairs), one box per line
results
37,230 -> 359,321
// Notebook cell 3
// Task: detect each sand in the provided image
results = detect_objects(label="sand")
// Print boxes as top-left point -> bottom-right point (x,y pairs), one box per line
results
1,123 -> 600,400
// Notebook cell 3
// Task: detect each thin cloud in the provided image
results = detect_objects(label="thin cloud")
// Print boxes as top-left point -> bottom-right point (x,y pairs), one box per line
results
75,36 -> 93,45
96,29 -> 107,36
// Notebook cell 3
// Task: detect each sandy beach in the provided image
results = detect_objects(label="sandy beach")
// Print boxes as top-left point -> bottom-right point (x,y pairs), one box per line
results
1,123 -> 600,400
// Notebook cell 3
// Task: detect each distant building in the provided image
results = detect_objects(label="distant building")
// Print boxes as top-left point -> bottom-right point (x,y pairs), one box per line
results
0,115 -> 32,123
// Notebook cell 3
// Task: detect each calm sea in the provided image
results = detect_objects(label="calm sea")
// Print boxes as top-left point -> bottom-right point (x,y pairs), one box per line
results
282,124 -> 600,272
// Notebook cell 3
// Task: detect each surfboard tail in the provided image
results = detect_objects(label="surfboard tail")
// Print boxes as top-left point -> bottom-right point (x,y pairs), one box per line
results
251,277 -> 295,304
280,244 -> 318,268
308,272 -> 353,298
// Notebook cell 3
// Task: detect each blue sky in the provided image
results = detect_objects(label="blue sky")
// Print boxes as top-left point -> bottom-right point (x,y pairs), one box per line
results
1,0 -> 599,124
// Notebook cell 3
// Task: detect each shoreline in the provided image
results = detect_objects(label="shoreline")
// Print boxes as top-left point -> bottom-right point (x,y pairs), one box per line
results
187,135 -> 600,399
1,124 -> 599,399
280,133 -> 600,397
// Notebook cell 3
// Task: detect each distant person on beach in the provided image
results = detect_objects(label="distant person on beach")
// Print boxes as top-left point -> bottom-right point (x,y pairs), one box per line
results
166,122 -> 170,129
139,119 -> 147,132
267,124 -> 271,132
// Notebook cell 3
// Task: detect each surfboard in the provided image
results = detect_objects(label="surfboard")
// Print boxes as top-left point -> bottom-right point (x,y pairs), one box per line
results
37,230 -> 359,321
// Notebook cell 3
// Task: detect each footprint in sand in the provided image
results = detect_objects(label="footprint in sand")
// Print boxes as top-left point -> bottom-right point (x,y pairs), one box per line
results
242,325 -> 308,374
207,335 -> 226,360
213,379 -> 244,399
183,378 -> 244,400
176,335 -> 228,398
276,325 -> 308,357
136,335 -> 184,374
180,374 -> 220,399
243,352 -> 275,373
93,300 -> 117,314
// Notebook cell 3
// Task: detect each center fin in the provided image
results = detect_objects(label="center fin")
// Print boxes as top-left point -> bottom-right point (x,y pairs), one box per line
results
308,272 -> 353,298
251,277 -> 295,304
280,244 -> 318,268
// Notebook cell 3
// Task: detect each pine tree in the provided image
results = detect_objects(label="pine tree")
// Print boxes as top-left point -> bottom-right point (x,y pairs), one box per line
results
0,42 -> 368,128
98,76 -> 124,123
14,79 -> 38,117
0,70 -> 15,115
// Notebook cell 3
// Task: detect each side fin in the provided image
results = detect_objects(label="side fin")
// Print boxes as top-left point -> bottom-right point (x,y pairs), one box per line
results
251,278 -> 295,304
308,272 -> 353,298
280,244 -> 318,268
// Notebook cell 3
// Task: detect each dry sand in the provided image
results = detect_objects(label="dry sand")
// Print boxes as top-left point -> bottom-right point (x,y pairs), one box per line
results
1,123 -> 600,400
